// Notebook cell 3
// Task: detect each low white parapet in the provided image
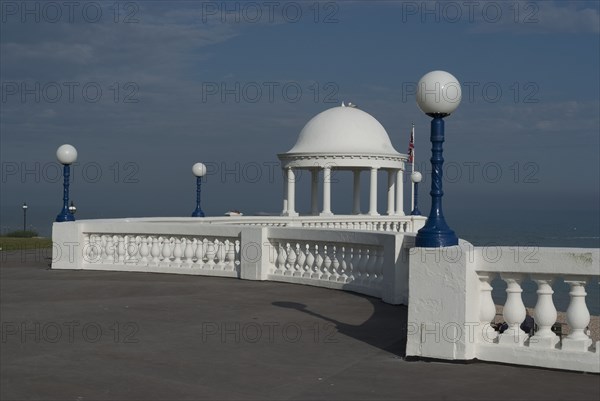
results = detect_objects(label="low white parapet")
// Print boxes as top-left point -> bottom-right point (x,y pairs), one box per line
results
51,219 -> 414,305
105,214 -> 427,234
407,243 -> 600,373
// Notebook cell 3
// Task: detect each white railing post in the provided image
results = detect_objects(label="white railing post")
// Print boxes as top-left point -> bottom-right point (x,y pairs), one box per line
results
498,274 -> 527,346
477,273 -> 498,344
529,276 -> 559,348
239,227 -> 270,280
562,278 -> 592,351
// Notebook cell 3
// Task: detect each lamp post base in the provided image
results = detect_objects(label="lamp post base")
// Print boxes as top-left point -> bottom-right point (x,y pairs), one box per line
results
55,212 -> 75,222
191,209 -> 205,218
415,227 -> 458,248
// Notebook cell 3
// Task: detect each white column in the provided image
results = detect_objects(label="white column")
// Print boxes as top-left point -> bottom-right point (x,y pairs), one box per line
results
281,169 -> 288,216
478,273 -> 498,344
368,167 -> 379,216
386,170 -> 396,215
310,169 -> 319,215
498,274 -> 527,346
530,276 -> 559,348
562,278 -> 592,351
286,168 -> 298,217
395,169 -> 404,216
321,166 -> 332,216
352,170 -> 361,215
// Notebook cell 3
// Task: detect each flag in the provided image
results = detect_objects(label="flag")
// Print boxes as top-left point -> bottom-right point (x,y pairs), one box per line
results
407,125 -> 414,164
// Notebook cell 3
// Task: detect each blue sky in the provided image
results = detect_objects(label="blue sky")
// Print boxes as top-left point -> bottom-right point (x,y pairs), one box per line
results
1,0 -> 599,242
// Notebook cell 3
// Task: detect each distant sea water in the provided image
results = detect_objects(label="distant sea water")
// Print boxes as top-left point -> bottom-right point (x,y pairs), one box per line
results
450,209 -> 600,315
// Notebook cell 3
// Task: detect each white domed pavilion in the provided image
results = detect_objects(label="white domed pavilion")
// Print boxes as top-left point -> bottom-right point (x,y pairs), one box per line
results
278,104 -> 408,217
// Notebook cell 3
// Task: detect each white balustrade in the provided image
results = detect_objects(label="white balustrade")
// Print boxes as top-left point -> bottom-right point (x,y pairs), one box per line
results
82,233 -> 241,274
474,265 -> 597,372
268,239 -> 385,293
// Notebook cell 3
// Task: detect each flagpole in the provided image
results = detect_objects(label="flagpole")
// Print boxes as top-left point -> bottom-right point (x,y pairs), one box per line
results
411,123 -> 415,213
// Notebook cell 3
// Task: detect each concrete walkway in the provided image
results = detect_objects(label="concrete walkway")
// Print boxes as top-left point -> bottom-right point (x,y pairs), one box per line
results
1,250 -> 598,400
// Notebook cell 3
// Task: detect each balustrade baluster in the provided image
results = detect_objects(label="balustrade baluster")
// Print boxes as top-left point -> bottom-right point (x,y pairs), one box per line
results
304,244 -> 313,278
365,248 -> 377,286
345,247 -> 355,283
337,246 -> 348,282
183,238 -> 194,267
126,236 -> 138,264
205,240 -> 216,269
160,237 -> 172,266
295,243 -> 305,277
275,242 -> 286,275
99,235 -> 108,262
350,247 -> 361,283
498,274 -> 527,345
477,273 -> 498,344
312,244 -> 322,279
562,278 -> 593,351
358,247 -> 369,285
149,237 -> 159,265
83,235 -> 92,263
285,243 -> 295,276
193,238 -> 204,267
329,245 -> 340,281
116,236 -> 126,264
528,276 -> 559,348
139,237 -> 150,265
321,245 -> 331,280
234,240 -> 241,270
105,236 -> 115,263
215,240 -> 227,270
225,240 -> 235,271
171,238 -> 183,267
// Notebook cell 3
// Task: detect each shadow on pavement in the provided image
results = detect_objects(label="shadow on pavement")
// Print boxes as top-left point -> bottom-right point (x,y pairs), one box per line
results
273,297 -> 409,357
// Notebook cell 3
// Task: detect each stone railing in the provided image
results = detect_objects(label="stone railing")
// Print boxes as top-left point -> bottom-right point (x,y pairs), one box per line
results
52,219 -> 412,304
264,227 -> 409,300
406,242 -> 600,373
83,233 -> 241,277
52,221 -> 245,278
113,215 -> 427,234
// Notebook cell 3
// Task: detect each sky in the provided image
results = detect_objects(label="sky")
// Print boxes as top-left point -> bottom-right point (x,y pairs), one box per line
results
1,0 -> 599,244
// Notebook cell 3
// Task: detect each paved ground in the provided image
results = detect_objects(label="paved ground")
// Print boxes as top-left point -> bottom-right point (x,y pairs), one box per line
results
1,250 -> 599,401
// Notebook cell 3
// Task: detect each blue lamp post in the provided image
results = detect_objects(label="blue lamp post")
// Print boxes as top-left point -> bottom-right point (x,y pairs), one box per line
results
55,144 -> 78,222
410,171 -> 422,216
22,202 -> 28,231
415,71 -> 461,247
191,162 -> 207,217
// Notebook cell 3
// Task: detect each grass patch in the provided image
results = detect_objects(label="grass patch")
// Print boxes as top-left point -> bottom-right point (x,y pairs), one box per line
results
0,237 -> 53,251
3,230 -> 38,238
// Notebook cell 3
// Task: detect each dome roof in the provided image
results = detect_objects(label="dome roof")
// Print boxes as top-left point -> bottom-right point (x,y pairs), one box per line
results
286,106 -> 400,156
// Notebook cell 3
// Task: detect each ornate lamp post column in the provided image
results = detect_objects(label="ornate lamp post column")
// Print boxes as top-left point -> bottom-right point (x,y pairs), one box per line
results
55,144 -> 78,222
191,163 -> 207,217
415,71 -> 461,247
22,202 -> 28,231
410,171 -> 422,216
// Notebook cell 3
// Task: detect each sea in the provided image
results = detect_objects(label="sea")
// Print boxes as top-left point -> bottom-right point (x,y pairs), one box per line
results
451,208 -> 600,315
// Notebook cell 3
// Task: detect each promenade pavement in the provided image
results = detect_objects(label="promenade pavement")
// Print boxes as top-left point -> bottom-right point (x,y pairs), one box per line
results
1,250 -> 598,400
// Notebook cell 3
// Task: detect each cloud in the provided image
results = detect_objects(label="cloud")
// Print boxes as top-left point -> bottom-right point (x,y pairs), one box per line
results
469,1 -> 599,34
